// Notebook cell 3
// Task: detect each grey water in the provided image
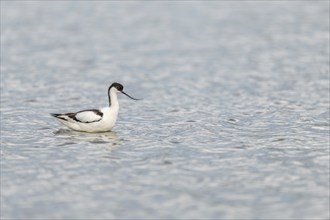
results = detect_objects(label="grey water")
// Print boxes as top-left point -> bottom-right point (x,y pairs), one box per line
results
1,1 -> 329,219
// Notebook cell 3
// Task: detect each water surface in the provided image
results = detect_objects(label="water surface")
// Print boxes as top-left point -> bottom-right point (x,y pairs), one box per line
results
1,2 -> 329,219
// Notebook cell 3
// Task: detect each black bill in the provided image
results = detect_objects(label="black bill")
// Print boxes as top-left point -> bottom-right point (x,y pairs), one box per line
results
121,91 -> 140,100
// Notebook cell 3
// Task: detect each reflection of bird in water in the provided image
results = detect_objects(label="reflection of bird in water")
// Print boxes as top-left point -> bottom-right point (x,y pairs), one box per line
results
51,83 -> 139,132
54,129 -> 121,149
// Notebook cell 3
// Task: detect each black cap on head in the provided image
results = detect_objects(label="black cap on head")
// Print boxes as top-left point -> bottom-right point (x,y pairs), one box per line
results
107,82 -> 139,106
110,82 -> 123,91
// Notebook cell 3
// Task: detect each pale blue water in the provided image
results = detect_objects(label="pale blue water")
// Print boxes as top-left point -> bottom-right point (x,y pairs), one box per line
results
1,2 -> 329,219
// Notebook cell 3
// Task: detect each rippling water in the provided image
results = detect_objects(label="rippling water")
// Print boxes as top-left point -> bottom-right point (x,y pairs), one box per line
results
1,2 -> 329,219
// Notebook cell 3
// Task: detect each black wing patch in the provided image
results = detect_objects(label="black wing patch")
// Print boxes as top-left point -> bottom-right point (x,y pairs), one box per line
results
51,109 -> 103,123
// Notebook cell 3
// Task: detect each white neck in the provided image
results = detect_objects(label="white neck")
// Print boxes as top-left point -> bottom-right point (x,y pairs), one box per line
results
108,87 -> 119,107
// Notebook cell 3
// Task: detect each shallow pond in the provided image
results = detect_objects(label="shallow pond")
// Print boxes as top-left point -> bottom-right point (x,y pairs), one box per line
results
1,2 -> 329,219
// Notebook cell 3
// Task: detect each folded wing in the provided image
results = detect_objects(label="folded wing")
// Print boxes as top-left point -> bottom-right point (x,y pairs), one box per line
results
52,109 -> 103,123
74,109 -> 103,123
